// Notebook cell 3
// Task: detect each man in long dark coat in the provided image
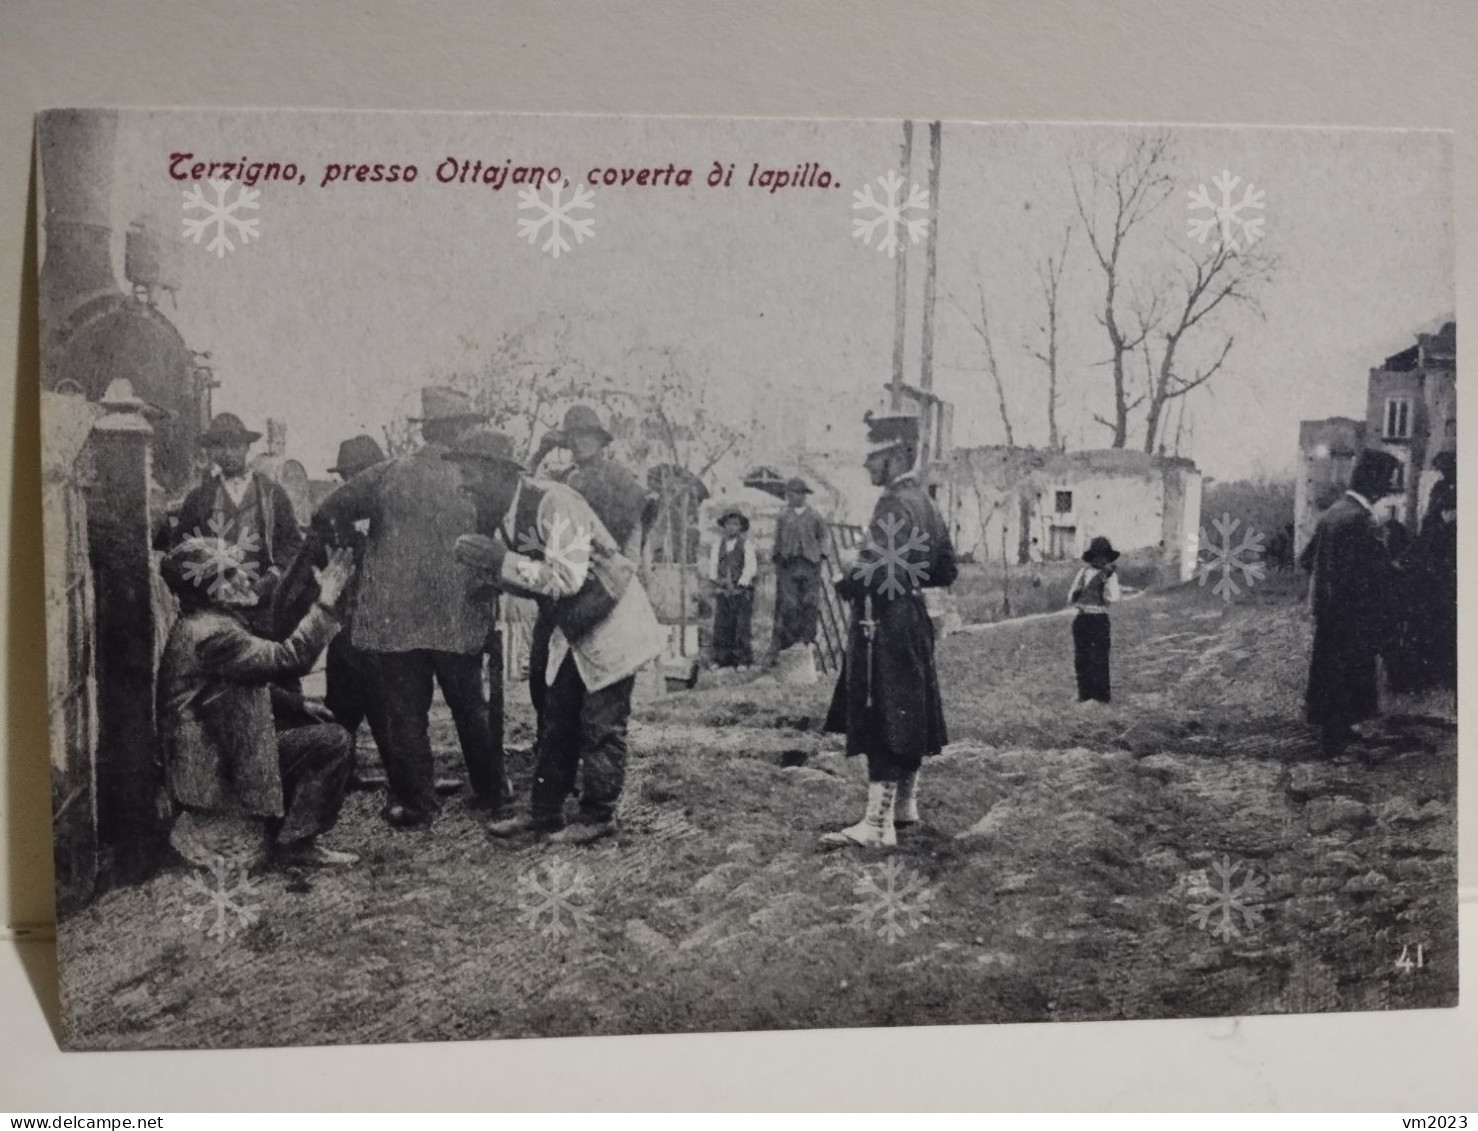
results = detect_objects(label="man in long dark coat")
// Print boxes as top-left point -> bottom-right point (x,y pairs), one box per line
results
822,412 -> 957,848
158,538 -> 358,869
1299,448 -> 1402,755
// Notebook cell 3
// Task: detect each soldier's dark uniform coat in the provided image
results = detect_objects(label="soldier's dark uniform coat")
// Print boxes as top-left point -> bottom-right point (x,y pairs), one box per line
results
1299,493 -> 1393,728
824,473 -> 957,777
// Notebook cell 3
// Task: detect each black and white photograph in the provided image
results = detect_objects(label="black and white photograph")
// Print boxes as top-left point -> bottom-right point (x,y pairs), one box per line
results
34,107 -> 1456,1050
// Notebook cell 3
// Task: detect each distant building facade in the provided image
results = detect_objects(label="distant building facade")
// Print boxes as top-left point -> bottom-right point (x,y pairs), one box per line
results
947,446 -> 1203,584
1295,320 -> 1456,552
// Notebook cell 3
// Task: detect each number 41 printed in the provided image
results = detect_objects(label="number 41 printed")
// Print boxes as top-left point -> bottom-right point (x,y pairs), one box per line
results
1395,944 -> 1427,974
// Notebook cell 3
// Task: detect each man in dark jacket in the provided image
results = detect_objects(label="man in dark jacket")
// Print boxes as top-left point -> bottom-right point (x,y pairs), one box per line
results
822,412 -> 957,848
312,388 -> 509,827
318,434 -> 391,788
1299,448 -> 1402,755
169,413 -> 304,636
158,538 -> 358,869
771,476 -> 827,656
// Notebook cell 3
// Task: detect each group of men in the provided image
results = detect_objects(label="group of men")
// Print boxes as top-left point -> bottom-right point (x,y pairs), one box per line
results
156,389 -> 668,866
153,387 -> 962,866
706,475 -> 829,669
1300,446 -> 1459,756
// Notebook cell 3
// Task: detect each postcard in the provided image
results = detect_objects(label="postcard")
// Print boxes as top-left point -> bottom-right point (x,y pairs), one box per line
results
34,107 -> 1455,1049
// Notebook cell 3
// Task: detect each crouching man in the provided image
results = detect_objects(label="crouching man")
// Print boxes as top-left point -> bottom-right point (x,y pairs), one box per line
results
444,430 -> 666,845
158,538 -> 360,869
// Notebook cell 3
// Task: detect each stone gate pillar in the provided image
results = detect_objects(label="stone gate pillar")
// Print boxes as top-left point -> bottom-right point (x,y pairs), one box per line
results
86,378 -> 163,882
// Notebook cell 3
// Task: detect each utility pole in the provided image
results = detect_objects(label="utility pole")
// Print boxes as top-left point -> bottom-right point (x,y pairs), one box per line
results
918,120 -> 942,463
890,120 -> 913,412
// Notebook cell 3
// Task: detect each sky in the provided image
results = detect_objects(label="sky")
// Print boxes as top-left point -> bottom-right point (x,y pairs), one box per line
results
70,109 -> 1452,483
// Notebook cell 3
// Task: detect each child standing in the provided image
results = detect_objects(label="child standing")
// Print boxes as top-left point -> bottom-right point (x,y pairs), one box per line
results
1068,536 -> 1121,703
708,507 -> 757,668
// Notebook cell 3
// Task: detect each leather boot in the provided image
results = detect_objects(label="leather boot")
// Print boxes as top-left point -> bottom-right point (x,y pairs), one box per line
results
895,769 -> 921,827
820,781 -> 897,849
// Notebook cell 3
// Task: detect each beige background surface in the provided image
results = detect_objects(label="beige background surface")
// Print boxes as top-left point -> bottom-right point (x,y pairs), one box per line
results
0,0 -> 1474,1110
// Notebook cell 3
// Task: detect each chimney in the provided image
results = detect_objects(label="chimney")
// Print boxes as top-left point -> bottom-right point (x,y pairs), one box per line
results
38,110 -> 121,366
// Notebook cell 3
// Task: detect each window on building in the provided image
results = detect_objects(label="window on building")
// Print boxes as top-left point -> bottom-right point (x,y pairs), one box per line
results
1383,396 -> 1412,440
1054,490 -> 1073,515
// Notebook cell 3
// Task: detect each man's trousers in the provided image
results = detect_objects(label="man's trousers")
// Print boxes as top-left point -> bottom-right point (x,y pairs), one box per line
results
530,654 -> 635,822
374,648 -> 505,818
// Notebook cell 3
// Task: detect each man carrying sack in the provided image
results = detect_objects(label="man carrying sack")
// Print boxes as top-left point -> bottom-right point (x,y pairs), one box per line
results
444,430 -> 666,845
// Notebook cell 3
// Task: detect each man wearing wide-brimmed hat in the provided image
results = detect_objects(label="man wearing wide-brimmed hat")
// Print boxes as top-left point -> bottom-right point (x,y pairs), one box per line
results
527,403 -> 657,722
445,428 -> 666,845
157,536 -> 359,869
821,411 -> 957,849
313,387 -> 509,827
170,412 -> 305,627
708,506 -> 757,668
770,475 -> 828,657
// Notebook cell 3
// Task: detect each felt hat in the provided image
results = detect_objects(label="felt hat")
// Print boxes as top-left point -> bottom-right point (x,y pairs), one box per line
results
328,434 -> 386,477
783,476 -> 813,495
716,506 -> 750,532
555,404 -> 613,445
411,386 -> 486,424
863,410 -> 919,457
199,412 -> 261,446
1082,535 -> 1120,565
441,428 -> 525,470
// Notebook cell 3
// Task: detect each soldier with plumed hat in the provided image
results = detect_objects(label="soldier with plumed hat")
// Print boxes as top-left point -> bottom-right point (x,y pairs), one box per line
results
708,505 -> 757,668
167,412 -> 305,634
1298,447 -> 1404,755
821,410 -> 958,849
312,387 -> 509,827
770,475 -> 828,657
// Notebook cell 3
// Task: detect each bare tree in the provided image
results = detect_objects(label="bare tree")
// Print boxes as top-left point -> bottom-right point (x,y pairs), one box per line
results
1139,243 -> 1272,454
1071,133 -> 1175,448
1026,224 -> 1073,451
953,283 -> 1016,448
